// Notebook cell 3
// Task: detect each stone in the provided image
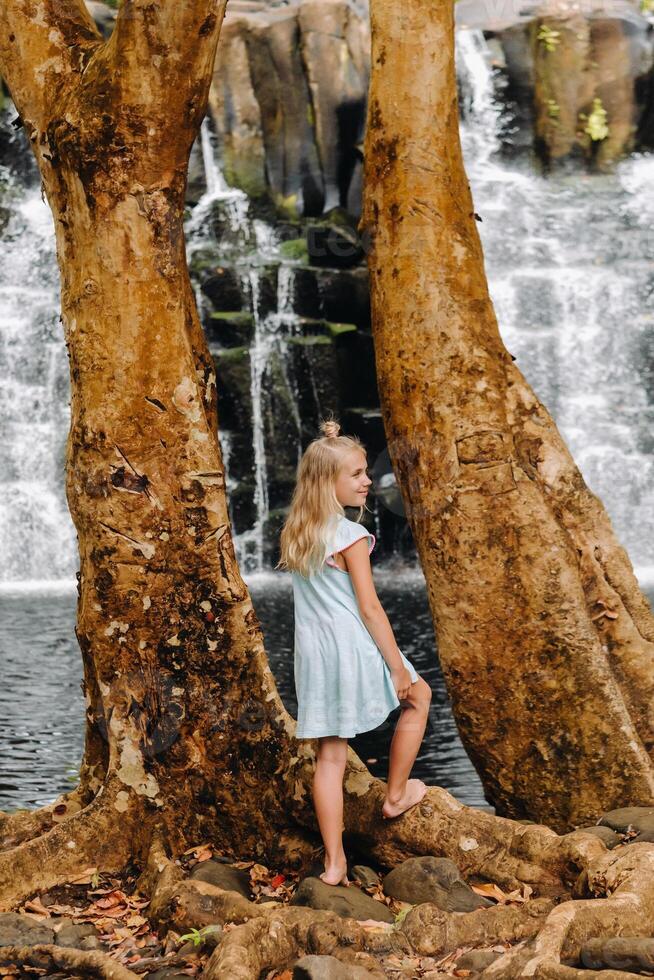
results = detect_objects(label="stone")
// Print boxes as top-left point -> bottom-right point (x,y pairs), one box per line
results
262,348 -> 302,494
54,921 -> 100,948
290,877 -> 395,923
287,334 -> 340,440
201,265 -> 246,311
456,949 -> 504,972
146,969 -> 191,980
209,14 -> 267,200
297,1 -> 368,212
598,806 -> 654,842
307,216 -> 364,269
576,824 -> 622,848
213,346 -> 253,435
293,954 -> 379,979
244,8 -> 325,216
189,859 -> 251,898
0,912 -> 55,946
579,937 -> 654,973
204,311 -> 255,348
382,858 -> 492,912
351,865 -> 382,888
292,265 -> 370,328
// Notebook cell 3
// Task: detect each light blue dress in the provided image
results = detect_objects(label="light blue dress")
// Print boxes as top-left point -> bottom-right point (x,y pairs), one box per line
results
291,514 -> 419,739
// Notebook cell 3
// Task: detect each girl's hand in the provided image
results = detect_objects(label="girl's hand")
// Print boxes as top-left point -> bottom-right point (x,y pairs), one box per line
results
391,666 -> 412,701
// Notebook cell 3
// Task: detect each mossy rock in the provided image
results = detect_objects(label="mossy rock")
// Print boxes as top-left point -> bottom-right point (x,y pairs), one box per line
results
205,311 -> 255,348
287,334 -> 332,346
280,237 -> 309,263
324,321 -> 357,338
296,318 -> 357,340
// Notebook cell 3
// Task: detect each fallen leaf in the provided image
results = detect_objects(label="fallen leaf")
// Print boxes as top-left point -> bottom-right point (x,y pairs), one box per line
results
183,843 -> 212,856
23,897 -> 51,917
357,919 -> 394,930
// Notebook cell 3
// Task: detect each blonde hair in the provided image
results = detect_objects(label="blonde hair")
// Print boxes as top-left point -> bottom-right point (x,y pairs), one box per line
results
276,417 -> 368,577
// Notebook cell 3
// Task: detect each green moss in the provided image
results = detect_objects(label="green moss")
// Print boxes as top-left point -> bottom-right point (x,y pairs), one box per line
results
287,334 -> 332,346
209,311 -> 253,325
280,238 -> 309,263
537,25 -> 561,52
582,98 -> 609,142
323,321 -> 357,338
273,192 -> 300,221
103,0 -> 119,8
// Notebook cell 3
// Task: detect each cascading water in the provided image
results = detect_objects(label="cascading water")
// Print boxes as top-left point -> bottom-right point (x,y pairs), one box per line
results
456,28 -> 654,581
0,138 -> 76,586
187,119 -> 305,573
1,45 -> 654,583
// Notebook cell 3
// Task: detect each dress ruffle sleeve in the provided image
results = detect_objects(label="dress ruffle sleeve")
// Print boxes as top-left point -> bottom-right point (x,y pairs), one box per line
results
325,518 -> 376,569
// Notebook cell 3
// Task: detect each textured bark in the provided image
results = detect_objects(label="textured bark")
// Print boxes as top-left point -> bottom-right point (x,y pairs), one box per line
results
361,0 -> 654,831
0,0 -> 307,903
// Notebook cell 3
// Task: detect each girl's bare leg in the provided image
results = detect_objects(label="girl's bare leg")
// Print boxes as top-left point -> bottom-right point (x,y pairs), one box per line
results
313,736 -> 349,885
383,677 -> 432,819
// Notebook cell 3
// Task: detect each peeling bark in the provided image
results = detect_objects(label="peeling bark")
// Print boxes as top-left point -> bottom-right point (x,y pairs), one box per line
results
361,0 -> 654,830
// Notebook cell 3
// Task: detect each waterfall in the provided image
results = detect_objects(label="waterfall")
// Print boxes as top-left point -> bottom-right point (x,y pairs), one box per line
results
455,29 -> 502,164
456,28 -> 654,581
2,48 -> 654,583
0,173 -> 76,585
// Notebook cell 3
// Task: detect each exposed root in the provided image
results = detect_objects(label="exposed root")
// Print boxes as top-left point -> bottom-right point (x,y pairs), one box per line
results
0,943 -> 136,979
139,828 -> 266,934
481,844 -> 654,979
0,786 -> 89,850
337,763 -> 607,893
203,906 -> 401,980
401,896 -> 557,956
0,777 -> 147,908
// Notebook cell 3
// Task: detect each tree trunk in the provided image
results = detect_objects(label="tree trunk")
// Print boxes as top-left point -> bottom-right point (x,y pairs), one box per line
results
361,0 -> 654,832
0,0 -> 319,903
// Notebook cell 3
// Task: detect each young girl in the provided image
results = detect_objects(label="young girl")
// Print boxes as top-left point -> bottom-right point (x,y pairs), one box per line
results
277,418 -> 432,887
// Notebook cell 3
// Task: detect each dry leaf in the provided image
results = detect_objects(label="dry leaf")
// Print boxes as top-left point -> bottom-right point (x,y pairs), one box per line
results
182,843 -> 212,856
357,919 -> 394,930
23,897 -> 51,917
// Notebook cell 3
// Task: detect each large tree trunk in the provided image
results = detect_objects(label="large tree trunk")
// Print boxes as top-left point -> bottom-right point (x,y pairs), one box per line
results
361,0 -> 654,832
0,0 -> 316,902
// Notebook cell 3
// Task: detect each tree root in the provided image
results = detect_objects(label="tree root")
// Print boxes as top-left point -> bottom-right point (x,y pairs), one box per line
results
0,786 -> 89,850
139,828 -> 268,935
203,907 -> 399,979
0,778 -> 147,908
401,896 -> 557,956
336,764 -> 607,894
0,943 -> 137,979
481,844 -> 654,979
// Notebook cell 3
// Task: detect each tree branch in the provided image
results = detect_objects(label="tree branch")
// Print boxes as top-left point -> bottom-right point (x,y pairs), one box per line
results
110,0 -> 228,133
0,0 -> 101,133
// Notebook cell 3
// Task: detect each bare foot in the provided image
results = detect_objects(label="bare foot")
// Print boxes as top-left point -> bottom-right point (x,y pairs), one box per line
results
319,863 -> 349,886
382,778 -> 427,820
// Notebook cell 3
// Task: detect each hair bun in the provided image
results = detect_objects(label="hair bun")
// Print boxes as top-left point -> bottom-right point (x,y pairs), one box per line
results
320,418 -> 341,439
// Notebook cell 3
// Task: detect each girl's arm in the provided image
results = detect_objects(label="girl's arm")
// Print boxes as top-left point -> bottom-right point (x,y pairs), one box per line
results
342,538 -> 411,695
